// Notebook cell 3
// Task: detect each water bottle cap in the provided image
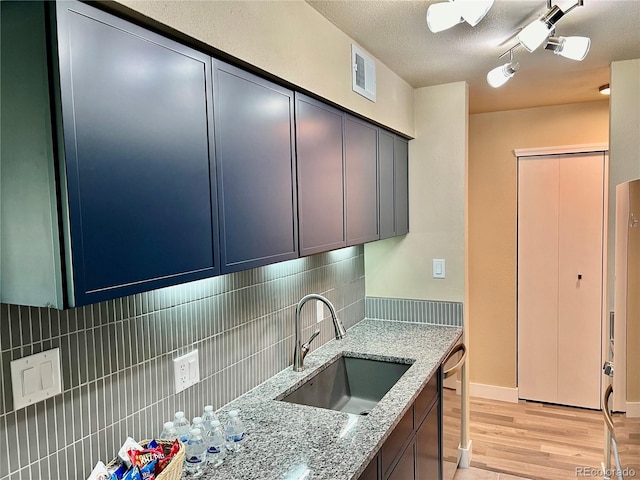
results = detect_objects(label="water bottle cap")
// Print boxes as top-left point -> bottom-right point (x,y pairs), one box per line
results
204,405 -> 213,412
192,416 -> 202,423
163,421 -> 174,429
175,411 -> 184,418
191,428 -> 201,435
229,409 -> 239,417
211,420 -> 221,427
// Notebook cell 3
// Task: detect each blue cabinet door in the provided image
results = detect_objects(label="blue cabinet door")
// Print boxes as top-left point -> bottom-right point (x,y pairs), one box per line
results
213,60 -> 298,272
394,137 -> 409,236
295,94 -> 346,256
56,1 -> 219,306
379,130 -> 396,240
345,115 -> 379,245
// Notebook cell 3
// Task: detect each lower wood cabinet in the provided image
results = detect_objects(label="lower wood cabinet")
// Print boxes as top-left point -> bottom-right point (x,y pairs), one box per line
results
416,400 -> 440,479
359,369 -> 441,480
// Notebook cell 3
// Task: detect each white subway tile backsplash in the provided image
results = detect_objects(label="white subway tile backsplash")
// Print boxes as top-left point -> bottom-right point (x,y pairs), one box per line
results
0,246 -> 364,479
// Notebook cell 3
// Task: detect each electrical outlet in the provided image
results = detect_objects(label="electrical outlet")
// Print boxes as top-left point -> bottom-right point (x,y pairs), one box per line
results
173,350 -> 199,394
316,300 -> 324,323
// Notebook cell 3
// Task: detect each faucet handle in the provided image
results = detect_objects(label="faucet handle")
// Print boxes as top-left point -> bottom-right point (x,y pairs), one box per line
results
301,329 -> 320,359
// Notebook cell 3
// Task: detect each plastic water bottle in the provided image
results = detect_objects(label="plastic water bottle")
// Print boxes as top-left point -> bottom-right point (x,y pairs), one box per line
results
224,409 -> 245,452
159,421 -> 178,441
205,419 -> 226,467
174,411 -> 191,443
184,428 -> 206,476
191,416 -> 204,433
201,405 -> 218,432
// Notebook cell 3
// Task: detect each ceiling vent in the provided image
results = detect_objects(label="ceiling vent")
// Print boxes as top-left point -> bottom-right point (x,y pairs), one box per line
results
352,44 -> 376,103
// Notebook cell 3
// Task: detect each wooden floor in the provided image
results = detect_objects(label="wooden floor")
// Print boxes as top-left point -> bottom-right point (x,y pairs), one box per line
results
443,388 -> 640,480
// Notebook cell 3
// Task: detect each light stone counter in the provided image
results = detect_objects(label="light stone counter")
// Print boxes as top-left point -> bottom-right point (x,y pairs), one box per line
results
193,318 -> 462,480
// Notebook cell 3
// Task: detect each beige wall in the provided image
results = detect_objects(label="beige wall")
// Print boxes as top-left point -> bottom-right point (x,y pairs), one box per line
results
365,82 -> 468,303
608,59 -> 640,309
609,59 -> 640,405
116,0 -> 414,137
627,182 -> 640,402
468,101 -> 609,388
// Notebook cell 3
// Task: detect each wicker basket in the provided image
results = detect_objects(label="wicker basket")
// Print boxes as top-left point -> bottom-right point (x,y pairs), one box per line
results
107,439 -> 185,480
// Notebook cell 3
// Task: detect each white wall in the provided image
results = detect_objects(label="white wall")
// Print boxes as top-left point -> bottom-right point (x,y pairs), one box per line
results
116,0 -> 414,137
365,82 -> 468,302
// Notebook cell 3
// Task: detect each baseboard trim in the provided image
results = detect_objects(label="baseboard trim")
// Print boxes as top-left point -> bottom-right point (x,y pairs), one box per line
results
470,382 -> 519,403
458,440 -> 472,468
626,401 -> 640,418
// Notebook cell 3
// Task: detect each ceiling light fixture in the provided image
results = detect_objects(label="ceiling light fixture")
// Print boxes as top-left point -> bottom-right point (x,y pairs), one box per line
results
599,84 -> 611,95
487,48 -> 519,88
545,36 -> 591,61
426,0 -> 494,33
517,0 -> 586,53
517,5 -> 565,52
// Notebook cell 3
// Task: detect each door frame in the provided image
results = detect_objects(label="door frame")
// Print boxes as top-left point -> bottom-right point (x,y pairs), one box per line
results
514,143 -> 609,409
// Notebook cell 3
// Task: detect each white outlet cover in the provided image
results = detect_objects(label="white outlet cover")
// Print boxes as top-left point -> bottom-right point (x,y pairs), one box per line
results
173,350 -> 199,394
11,348 -> 62,410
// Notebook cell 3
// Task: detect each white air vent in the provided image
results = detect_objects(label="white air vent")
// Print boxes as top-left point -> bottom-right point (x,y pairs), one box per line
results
352,44 -> 376,103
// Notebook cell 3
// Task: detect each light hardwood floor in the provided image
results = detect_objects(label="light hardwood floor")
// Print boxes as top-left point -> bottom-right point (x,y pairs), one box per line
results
444,388 -> 640,480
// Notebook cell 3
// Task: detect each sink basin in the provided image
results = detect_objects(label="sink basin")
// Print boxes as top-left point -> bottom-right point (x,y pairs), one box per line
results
279,355 -> 411,415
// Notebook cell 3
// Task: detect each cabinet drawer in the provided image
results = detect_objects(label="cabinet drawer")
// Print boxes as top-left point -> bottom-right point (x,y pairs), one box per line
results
414,370 -> 439,425
381,405 -> 414,476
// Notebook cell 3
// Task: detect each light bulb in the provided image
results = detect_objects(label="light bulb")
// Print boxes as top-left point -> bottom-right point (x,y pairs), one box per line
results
426,1 -> 463,33
486,62 -> 518,88
518,5 -> 564,53
518,19 -> 552,52
555,36 -> 591,61
458,0 -> 494,27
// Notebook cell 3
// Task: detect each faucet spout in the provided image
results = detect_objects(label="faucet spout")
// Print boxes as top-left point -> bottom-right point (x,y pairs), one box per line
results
293,294 -> 346,372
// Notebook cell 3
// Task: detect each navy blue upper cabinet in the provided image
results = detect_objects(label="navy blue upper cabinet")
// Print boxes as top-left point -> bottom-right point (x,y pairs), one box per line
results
295,94 -> 346,256
394,137 -> 410,236
344,115 -> 380,245
213,60 -> 298,272
379,131 -> 410,239
379,130 -> 396,240
56,1 -> 219,306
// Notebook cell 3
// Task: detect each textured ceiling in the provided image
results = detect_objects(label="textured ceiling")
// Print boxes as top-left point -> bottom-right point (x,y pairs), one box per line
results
307,0 -> 640,113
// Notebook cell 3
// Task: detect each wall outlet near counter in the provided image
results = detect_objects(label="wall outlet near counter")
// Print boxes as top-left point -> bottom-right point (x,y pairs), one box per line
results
173,350 -> 200,394
11,348 -> 63,410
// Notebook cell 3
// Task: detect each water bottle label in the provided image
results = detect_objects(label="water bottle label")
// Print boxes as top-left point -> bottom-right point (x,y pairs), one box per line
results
229,432 -> 245,442
207,446 -> 221,454
187,457 -> 203,464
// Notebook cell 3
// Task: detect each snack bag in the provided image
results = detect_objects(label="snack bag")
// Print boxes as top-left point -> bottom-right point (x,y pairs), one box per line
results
139,460 -> 157,480
128,444 -> 164,467
155,440 -> 180,474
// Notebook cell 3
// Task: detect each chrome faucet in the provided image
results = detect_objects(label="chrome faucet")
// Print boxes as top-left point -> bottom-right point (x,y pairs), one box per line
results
293,294 -> 346,372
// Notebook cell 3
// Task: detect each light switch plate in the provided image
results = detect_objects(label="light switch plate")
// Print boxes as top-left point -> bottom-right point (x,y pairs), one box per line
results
173,350 -> 199,394
11,348 -> 62,410
433,259 -> 446,279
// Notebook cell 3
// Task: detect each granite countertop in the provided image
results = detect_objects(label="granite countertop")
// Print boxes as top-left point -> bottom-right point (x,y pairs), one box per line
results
195,318 -> 462,480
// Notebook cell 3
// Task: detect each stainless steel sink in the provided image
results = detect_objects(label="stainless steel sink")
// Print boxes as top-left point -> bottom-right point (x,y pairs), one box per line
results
279,355 -> 411,415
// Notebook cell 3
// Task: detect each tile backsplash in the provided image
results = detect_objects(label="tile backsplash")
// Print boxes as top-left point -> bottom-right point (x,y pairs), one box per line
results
366,296 -> 463,327
0,246 -> 365,480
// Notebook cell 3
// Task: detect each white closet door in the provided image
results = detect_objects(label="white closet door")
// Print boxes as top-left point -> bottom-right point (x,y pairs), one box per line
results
518,151 -> 604,409
557,152 -> 604,409
518,155 -> 560,404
